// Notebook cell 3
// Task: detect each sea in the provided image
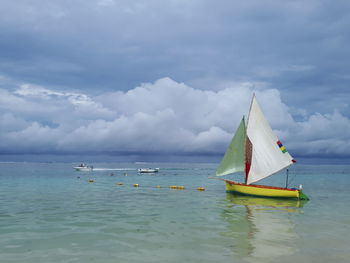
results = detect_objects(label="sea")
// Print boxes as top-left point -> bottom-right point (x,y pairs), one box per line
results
0,161 -> 349,263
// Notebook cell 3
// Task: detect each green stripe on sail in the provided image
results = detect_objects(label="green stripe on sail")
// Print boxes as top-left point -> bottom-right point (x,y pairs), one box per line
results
216,118 -> 246,176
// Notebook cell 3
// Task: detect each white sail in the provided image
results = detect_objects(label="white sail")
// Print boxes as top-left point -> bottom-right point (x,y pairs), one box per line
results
246,95 -> 294,185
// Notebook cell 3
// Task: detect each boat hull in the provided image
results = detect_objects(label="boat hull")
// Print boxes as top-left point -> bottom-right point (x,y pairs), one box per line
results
74,167 -> 93,171
225,180 -> 308,200
138,168 -> 159,173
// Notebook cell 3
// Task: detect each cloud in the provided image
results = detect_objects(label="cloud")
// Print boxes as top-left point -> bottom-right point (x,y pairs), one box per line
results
0,0 -> 349,118
288,110 -> 350,156
0,77 -> 349,157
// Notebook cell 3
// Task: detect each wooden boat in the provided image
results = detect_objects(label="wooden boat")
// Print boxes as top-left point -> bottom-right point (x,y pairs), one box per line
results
216,95 -> 309,200
225,180 -> 309,200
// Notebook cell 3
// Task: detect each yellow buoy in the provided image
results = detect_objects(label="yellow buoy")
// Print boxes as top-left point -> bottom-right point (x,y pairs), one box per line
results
197,187 -> 205,191
133,184 -> 139,187
88,179 -> 95,183
176,186 -> 185,190
169,185 -> 177,189
155,185 -> 161,188
116,182 -> 124,186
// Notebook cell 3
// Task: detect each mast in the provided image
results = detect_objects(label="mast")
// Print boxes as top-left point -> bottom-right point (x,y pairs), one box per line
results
244,94 -> 255,184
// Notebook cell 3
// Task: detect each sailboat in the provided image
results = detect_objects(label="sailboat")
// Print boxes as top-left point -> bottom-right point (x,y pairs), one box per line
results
216,95 -> 309,200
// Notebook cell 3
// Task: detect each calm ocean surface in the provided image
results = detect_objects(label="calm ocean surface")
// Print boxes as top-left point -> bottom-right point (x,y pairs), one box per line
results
0,162 -> 349,263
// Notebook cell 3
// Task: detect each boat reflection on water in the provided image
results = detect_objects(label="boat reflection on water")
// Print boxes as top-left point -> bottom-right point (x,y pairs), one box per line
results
222,194 -> 308,263
226,193 -> 307,210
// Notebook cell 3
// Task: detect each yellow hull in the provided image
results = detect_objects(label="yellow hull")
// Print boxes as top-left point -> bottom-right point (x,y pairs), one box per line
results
225,180 -> 306,200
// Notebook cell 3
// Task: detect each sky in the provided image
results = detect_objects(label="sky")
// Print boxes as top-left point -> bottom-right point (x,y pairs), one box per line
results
0,0 -> 349,161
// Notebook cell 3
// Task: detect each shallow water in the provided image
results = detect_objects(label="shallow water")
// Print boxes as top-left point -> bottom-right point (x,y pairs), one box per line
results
0,162 -> 349,262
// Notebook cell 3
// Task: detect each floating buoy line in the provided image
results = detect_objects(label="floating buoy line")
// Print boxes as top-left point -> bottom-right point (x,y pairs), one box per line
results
87,179 -> 205,191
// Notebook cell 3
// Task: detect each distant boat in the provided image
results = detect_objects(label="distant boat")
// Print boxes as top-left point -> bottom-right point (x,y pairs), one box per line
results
138,168 -> 159,173
74,164 -> 93,171
216,94 -> 309,200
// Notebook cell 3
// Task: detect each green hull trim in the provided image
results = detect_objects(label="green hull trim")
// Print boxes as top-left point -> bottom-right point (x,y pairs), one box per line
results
299,191 -> 310,200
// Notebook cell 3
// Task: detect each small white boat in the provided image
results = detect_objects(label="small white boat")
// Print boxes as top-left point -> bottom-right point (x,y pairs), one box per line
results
74,164 -> 93,171
138,168 -> 159,173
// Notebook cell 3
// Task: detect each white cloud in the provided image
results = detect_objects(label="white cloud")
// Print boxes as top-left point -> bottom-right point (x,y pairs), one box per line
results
13,83 -> 115,121
0,113 -> 28,133
287,110 -> 350,155
0,77 -> 349,157
15,84 -> 64,98
97,0 -> 115,7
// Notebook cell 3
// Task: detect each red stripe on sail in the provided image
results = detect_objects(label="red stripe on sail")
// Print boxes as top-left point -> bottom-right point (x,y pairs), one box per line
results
245,136 -> 253,184
245,163 -> 251,183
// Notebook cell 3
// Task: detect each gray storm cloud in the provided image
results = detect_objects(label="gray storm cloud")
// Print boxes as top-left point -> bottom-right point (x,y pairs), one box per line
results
0,0 -> 349,116
0,0 -> 349,158
0,77 -> 348,157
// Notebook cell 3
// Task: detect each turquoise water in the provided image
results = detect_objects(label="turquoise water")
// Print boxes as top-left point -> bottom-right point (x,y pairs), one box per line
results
0,162 -> 349,263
